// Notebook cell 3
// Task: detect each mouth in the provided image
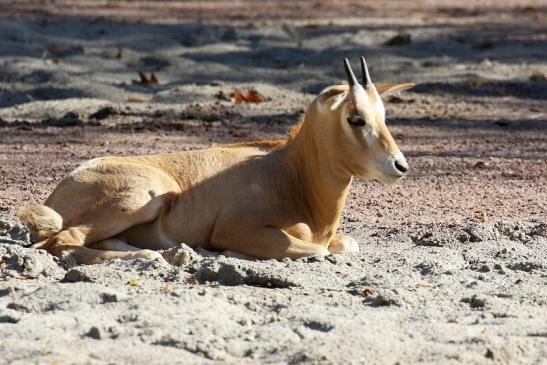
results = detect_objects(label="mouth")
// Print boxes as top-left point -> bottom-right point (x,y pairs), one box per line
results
381,170 -> 405,178
375,171 -> 403,184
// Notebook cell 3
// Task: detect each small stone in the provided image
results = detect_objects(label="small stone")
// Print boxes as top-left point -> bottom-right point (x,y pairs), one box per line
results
461,295 -> 487,309
530,72 -> 546,81
296,255 -> 325,263
89,106 -> 116,120
85,326 -> 102,339
0,309 -> 21,323
463,223 -> 499,242
384,33 -> 412,46
365,290 -> 401,307
160,244 -> 202,267
59,251 -> 77,269
326,255 -> 343,264
100,290 -> 123,303
64,268 -> 93,283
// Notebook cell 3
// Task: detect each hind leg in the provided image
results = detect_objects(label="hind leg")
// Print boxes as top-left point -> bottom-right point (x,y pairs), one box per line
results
34,161 -> 180,264
89,238 -> 165,261
39,224 -> 165,265
39,198 -> 170,264
35,200 -> 164,265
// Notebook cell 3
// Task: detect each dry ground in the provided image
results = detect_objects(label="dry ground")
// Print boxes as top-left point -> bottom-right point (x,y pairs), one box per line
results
0,1 -> 546,364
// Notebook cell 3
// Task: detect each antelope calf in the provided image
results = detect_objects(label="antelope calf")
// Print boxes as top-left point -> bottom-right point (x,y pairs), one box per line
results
19,57 -> 413,264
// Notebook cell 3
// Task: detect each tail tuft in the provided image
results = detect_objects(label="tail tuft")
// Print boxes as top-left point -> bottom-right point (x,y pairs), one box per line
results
18,204 -> 63,242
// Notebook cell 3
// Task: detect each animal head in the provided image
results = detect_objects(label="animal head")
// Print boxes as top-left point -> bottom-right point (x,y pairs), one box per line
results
310,57 -> 414,184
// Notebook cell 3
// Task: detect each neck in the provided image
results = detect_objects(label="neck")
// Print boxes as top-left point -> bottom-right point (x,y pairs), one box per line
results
283,113 -> 352,243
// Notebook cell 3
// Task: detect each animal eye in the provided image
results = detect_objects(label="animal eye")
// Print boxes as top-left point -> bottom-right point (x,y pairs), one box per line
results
346,115 -> 366,127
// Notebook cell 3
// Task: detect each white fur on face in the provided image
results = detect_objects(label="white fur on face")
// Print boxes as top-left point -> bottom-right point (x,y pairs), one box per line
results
374,94 -> 385,117
352,84 -> 368,105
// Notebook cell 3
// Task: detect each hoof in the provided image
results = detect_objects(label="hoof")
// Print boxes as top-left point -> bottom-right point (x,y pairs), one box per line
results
133,249 -> 165,261
328,235 -> 359,254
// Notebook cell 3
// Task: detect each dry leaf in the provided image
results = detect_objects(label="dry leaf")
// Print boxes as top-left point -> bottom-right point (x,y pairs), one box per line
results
474,211 -> 486,222
132,71 -> 159,86
415,283 -> 430,288
245,89 -> 264,103
229,88 -> 264,104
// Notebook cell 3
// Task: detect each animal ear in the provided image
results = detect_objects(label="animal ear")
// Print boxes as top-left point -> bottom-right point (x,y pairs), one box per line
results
375,83 -> 415,98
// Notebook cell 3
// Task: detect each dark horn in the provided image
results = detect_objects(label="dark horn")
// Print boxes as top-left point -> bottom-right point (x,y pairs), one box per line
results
360,56 -> 372,87
343,58 -> 358,87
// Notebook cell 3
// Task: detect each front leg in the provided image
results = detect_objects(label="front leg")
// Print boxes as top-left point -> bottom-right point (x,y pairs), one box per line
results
211,224 -> 329,260
328,234 -> 359,254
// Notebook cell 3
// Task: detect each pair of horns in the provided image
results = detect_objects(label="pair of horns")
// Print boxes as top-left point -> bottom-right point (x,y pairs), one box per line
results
343,57 -> 372,87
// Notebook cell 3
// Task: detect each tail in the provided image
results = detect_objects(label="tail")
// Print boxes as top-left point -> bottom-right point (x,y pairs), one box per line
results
18,204 -> 63,245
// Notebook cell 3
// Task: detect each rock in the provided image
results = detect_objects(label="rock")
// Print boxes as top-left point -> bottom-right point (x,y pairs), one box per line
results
43,112 -> 83,126
326,254 -> 346,264
100,289 -> 126,303
463,223 -> 500,242
295,255 -> 325,263
195,259 -> 297,288
412,231 -> 451,247
63,265 -> 127,283
415,261 -> 438,275
506,261 -> 543,272
364,289 -> 401,307
59,251 -> 78,269
160,244 -> 202,268
63,256 -> 190,284
530,72 -> 546,81
0,309 -> 22,323
461,295 -> 487,309
0,219 -> 31,246
529,223 -> 547,238
347,271 -> 401,306
89,106 -> 116,120
303,320 -> 334,332
85,326 -> 102,339
7,302 -> 31,313
469,263 -> 491,272
384,33 -> 412,46
0,243 -> 66,280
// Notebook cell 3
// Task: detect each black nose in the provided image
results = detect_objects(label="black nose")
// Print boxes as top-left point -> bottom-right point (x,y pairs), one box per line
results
394,160 -> 408,173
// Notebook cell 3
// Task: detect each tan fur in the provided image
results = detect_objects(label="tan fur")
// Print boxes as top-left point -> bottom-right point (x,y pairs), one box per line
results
226,139 -> 286,149
19,204 -> 63,243
19,79 -> 413,264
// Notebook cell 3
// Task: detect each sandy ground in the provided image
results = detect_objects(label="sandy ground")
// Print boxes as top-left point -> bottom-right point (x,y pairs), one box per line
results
1,1 -> 546,364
